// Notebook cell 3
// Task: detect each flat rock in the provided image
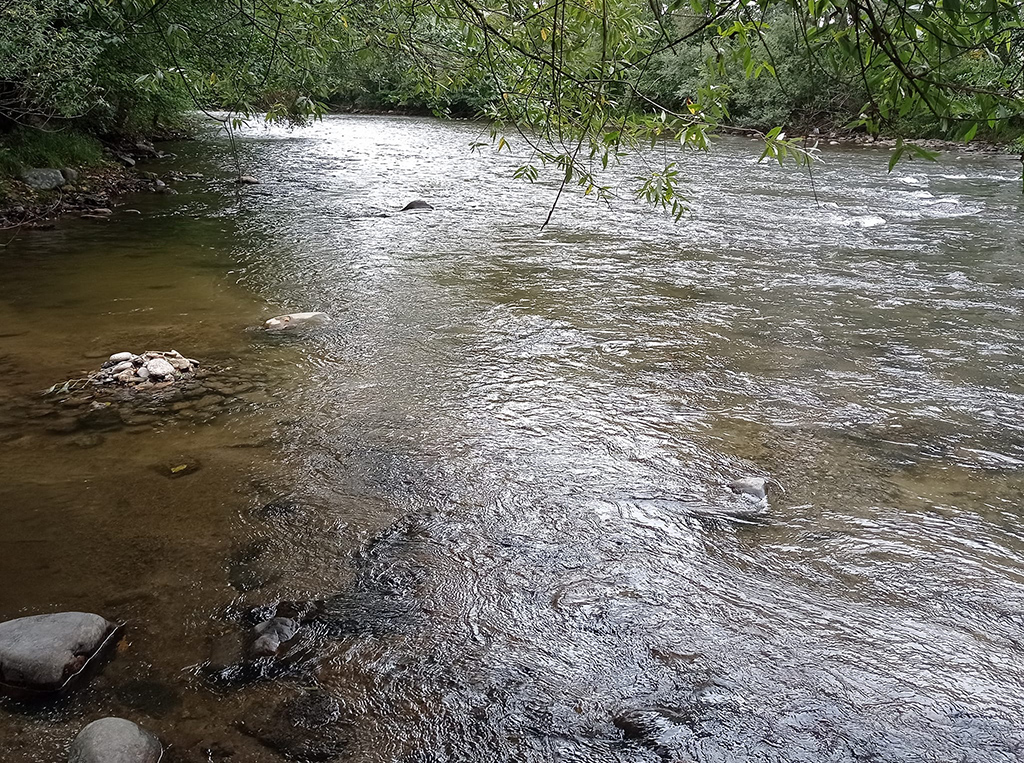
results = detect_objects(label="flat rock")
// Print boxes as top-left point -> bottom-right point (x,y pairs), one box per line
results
19,168 -> 66,191
69,717 -> 162,763
0,612 -> 117,693
109,352 -> 133,363
264,312 -> 330,331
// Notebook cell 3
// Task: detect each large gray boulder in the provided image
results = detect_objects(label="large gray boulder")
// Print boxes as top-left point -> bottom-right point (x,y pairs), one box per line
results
19,168 -> 67,191
0,612 -> 118,694
69,718 -> 162,763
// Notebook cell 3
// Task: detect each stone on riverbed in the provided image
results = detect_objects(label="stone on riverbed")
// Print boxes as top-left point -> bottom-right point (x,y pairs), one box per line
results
69,717 -> 162,763
239,690 -> 351,761
250,617 -> 299,657
264,312 -> 330,331
109,352 -> 133,363
0,612 -> 119,695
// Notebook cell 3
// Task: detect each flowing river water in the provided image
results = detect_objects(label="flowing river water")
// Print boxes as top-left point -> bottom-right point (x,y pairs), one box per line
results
1,116 -> 1023,762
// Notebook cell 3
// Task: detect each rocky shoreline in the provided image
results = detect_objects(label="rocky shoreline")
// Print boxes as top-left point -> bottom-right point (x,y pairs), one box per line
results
0,136 -> 187,232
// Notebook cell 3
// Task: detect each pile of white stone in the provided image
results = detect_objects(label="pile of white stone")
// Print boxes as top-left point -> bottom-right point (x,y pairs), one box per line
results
94,350 -> 199,386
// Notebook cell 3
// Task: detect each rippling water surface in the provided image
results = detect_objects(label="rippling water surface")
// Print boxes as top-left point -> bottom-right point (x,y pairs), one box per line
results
1,116 -> 1023,762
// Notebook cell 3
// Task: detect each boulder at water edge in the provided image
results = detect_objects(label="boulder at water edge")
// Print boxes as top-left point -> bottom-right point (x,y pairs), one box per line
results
0,612 -> 119,695
264,312 -> 330,331
19,168 -> 67,191
69,718 -> 163,763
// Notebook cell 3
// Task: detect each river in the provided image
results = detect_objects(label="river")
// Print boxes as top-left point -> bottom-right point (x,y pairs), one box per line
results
1,116 -> 1022,762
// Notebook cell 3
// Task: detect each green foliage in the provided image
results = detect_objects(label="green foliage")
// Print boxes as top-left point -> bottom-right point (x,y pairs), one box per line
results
648,5 -> 868,131
0,0 -> 107,125
0,128 -> 104,175
2,0 -> 1022,210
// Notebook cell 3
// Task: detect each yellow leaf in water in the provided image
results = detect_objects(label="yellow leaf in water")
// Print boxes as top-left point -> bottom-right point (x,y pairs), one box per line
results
170,464 -> 188,473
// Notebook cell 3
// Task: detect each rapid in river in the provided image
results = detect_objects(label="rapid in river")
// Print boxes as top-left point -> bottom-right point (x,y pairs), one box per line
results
1,116 -> 1022,762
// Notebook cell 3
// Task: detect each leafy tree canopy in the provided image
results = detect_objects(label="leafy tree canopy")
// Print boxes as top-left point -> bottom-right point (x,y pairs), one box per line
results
1,0 -> 1021,209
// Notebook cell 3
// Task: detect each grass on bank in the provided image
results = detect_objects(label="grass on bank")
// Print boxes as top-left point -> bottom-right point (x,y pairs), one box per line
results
0,127 -> 107,203
0,128 -> 105,178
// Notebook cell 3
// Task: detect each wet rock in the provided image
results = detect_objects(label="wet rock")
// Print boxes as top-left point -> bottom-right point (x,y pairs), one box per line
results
145,357 -> 176,378
250,617 -> 298,657
111,361 -> 134,374
255,497 -> 299,518
109,352 -> 133,363
727,476 -> 769,503
19,168 -> 66,191
237,175 -> 260,185
239,691 -> 350,761
154,457 -> 202,479
81,402 -> 122,430
69,717 -> 162,763
401,199 -> 433,211
0,612 -> 118,695
264,312 -> 330,331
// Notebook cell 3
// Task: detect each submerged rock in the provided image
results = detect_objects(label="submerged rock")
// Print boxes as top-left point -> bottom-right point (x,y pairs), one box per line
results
264,312 -> 330,331
69,717 -> 162,763
0,612 -> 119,695
401,199 -> 433,211
239,690 -> 350,761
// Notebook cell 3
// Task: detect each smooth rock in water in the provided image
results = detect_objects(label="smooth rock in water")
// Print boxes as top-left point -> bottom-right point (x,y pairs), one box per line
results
264,312 -> 330,331
0,612 -> 117,693
109,352 -> 133,363
136,366 -> 150,380
19,168 -> 66,191
727,476 -> 769,503
69,717 -> 162,763
167,356 -> 191,371
145,357 -> 176,378
237,175 -> 260,185
251,617 -> 298,657
111,361 -> 134,374
401,199 -> 433,211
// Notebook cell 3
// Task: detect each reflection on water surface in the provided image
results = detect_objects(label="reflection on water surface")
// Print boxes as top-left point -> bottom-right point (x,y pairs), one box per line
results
1,117 -> 1022,762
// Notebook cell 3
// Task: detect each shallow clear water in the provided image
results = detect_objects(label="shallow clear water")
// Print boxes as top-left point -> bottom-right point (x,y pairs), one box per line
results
1,116 -> 1023,762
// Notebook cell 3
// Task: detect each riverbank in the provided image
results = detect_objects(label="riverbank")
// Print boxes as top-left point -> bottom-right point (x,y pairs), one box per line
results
0,132 -> 190,233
